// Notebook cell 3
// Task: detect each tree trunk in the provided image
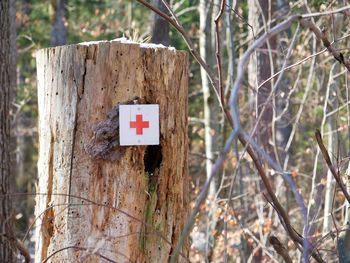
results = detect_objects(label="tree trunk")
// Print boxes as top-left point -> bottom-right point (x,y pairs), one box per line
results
151,0 -> 170,46
0,0 -> 15,261
323,12 -> 344,235
34,40 -> 189,263
50,0 -> 67,47
273,0 -> 292,216
248,0 -> 274,154
322,65 -> 338,235
247,1 -> 275,261
198,0 -> 221,258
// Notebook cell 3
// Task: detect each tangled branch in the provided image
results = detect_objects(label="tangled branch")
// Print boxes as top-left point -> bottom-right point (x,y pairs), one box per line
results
134,1 -> 350,262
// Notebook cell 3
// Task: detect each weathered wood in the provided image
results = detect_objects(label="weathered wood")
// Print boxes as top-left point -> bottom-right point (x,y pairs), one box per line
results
35,40 -> 189,262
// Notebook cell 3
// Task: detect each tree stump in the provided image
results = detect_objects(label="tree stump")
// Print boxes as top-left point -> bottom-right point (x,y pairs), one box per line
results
35,40 -> 189,262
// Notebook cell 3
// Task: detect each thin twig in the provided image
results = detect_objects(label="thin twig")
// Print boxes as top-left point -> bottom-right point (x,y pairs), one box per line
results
315,129 -> 350,203
299,18 -> 350,72
42,245 -> 123,263
214,0 -> 226,104
301,5 -> 350,18
2,216 -> 31,263
258,48 -> 326,90
229,15 -> 301,134
135,0 -> 222,108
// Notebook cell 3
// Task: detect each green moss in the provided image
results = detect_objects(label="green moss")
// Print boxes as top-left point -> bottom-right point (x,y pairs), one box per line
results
139,229 -> 145,250
139,171 -> 159,251
155,221 -> 162,231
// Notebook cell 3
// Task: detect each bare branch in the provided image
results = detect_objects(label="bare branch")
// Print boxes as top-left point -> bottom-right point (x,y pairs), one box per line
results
135,0 -> 222,108
133,1 -> 350,262
301,5 -> 350,18
269,235 -> 293,263
214,0 -> 226,104
315,129 -> 350,203
229,15 -> 301,134
2,216 -> 31,263
300,18 -> 350,72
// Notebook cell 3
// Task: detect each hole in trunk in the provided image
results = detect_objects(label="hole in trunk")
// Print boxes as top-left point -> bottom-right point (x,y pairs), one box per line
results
144,145 -> 162,174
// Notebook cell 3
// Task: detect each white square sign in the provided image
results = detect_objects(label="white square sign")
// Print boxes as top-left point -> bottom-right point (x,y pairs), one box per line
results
119,104 -> 159,146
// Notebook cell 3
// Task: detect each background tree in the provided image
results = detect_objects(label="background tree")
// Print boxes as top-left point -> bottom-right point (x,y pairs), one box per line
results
50,0 -> 67,47
248,0 -> 274,155
151,0 -> 170,45
0,0 -> 16,261
198,0 -> 216,259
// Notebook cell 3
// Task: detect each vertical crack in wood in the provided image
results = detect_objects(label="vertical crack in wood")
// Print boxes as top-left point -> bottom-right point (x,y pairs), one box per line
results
81,48 -> 88,95
67,48 -> 86,218
168,223 -> 177,260
41,132 -> 55,261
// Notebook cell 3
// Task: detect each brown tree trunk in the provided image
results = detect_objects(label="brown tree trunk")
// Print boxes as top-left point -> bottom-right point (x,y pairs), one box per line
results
247,1 -> 275,262
0,0 -> 15,261
50,0 -> 67,47
151,0 -> 170,45
35,40 -> 189,262
248,0 -> 274,155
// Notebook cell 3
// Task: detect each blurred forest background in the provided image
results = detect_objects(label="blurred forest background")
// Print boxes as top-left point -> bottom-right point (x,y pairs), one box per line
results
2,0 -> 350,262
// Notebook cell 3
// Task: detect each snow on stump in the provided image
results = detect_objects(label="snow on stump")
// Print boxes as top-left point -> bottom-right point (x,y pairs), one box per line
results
34,39 -> 189,263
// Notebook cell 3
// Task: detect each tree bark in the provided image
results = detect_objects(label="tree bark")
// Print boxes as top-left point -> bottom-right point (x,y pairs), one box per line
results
50,0 -> 67,47
247,1 -> 275,261
151,0 -> 170,46
35,40 -> 189,263
248,0 -> 274,154
0,0 -> 15,261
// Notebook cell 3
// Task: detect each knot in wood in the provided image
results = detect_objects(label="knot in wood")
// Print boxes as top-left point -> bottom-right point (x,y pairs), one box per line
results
84,97 -> 141,161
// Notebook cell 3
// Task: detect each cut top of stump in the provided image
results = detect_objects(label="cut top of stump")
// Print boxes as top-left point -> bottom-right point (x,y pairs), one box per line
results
78,37 -> 178,51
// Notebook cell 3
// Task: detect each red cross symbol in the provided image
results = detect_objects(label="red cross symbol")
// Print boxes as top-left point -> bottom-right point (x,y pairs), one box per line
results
130,114 -> 149,135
